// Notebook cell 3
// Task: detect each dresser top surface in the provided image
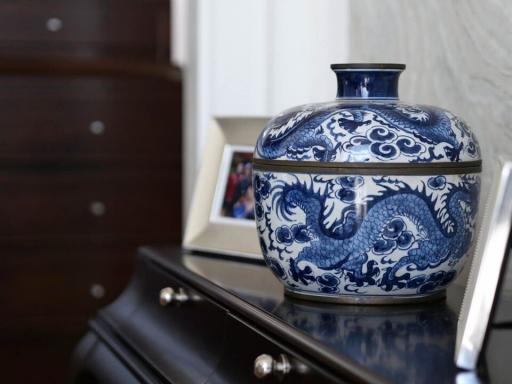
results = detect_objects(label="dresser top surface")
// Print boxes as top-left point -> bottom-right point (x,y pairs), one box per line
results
143,247 -> 464,384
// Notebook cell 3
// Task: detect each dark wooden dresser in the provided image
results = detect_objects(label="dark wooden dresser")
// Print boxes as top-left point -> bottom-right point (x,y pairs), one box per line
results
70,247 -> 510,384
0,2 -> 181,383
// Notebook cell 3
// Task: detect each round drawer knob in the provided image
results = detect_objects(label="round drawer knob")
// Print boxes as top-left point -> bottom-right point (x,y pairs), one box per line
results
89,121 -> 106,135
46,17 -> 63,32
254,354 -> 291,379
159,287 -> 190,306
90,283 -> 105,299
89,201 -> 106,217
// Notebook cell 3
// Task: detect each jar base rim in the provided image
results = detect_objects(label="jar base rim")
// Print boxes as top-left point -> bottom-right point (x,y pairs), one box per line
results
284,288 -> 446,305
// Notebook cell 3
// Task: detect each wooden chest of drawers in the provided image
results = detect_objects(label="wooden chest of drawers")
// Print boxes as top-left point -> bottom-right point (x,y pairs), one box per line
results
0,1 -> 180,383
71,248 -> 509,384
0,0 -> 170,61
0,168 -> 180,240
72,249 -> 348,384
0,76 -> 181,162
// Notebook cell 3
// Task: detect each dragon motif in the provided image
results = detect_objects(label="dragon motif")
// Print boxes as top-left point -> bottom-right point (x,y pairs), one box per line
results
256,106 -> 344,162
362,104 -> 461,161
255,172 -> 480,295
256,103 -> 479,163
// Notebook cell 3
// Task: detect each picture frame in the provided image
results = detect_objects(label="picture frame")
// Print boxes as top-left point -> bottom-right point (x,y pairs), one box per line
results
455,158 -> 512,370
209,144 -> 255,226
183,117 -> 269,259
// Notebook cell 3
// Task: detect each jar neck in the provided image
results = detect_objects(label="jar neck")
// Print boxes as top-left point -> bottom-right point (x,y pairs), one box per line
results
333,69 -> 403,100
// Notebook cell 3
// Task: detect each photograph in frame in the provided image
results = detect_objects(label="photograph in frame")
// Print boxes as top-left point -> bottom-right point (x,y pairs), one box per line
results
210,145 -> 255,226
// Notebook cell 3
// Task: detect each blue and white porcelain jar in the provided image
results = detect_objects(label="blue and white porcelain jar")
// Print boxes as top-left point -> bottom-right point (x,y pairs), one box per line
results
253,63 -> 481,304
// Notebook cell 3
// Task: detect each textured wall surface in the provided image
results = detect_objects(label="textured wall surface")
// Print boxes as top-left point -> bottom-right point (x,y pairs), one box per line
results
349,0 -> 511,190
348,0 -> 512,281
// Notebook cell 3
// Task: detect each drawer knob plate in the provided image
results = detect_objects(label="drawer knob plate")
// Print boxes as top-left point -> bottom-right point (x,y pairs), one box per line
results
254,353 -> 291,379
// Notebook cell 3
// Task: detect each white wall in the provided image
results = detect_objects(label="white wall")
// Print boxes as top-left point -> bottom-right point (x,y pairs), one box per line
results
183,0 -> 350,213
348,0 -> 512,199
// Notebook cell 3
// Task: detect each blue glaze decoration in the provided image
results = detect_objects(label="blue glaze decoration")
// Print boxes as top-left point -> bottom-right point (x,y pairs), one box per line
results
333,69 -> 402,99
253,64 -> 481,301
256,102 -> 480,163
254,172 -> 480,296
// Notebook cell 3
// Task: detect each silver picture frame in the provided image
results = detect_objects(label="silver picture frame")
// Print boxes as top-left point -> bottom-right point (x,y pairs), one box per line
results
183,117 -> 269,259
456,158 -> 512,370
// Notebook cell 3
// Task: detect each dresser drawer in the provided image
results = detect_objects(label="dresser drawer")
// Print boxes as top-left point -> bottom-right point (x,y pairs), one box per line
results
0,0 -> 169,61
102,256 -> 229,384
0,169 -> 181,241
0,76 -> 181,163
0,244 -> 134,325
209,315 -> 343,384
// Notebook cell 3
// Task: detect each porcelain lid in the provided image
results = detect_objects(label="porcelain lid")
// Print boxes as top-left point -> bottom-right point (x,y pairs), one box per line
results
255,65 -> 481,166
255,101 -> 481,165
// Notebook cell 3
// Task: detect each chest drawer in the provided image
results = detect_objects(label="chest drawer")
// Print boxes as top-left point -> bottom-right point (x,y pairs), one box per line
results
0,244 -> 134,324
0,0 -> 169,61
0,76 -> 181,163
103,257 -> 229,384
209,315 -> 344,384
0,169 -> 181,242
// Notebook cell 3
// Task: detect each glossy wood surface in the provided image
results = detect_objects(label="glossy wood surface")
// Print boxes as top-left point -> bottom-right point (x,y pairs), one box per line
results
0,168 -> 181,240
84,247 -> 471,384
75,249 -> 346,384
0,0 -> 170,61
0,244 -> 134,383
0,1 -> 179,382
0,76 -> 181,163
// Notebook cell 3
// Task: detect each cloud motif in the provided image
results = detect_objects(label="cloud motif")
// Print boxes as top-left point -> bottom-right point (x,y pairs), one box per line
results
342,125 -> 426,161
374,218 -> 415,255
368,126 -> 397,142
254,174 -> 271,200
383,218 -> 406,239
407,270 -> 456,293
336,188 -> 356,203
466,141 -> 479,157
316,273 -> 340,293
267,257 -> 285,279
373,239 -> 397,255
370,142 -> 399,160
255,202 -> 264,219
291,224 -> 313,243
396,137 -> 425,156
397,231 -> 414,249
337,176 -> 364,189
334,176 -> 364,203
276,225 -> 293,245
427,176 -> 446,190
275,224 -> 313,245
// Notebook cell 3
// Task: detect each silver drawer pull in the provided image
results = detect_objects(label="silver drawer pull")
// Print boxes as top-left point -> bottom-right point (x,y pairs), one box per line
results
254,354 -> 291,379
159,287 -> 191,306
46,17 -> 63,32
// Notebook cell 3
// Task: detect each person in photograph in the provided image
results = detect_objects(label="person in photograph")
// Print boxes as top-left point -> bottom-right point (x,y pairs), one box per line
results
222,161 -> 244,216
222,153 -> 255,220
233,180 -> 255,220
